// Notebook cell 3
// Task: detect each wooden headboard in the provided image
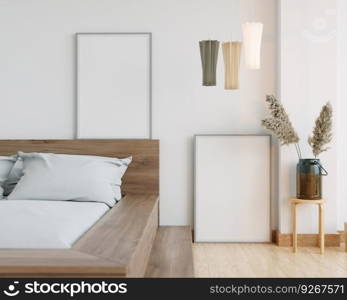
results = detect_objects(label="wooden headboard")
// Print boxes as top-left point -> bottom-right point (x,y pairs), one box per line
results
0,139 -> 159,195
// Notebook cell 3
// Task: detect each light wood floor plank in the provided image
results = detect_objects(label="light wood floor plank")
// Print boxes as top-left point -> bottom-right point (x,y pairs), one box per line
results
193,243 -> 347,277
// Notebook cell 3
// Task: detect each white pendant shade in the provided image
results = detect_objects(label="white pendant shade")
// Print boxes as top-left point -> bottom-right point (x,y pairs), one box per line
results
242,22 -> 263,69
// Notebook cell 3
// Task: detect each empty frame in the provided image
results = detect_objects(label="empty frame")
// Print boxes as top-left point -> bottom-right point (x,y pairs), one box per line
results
194,135 -> 271,242
77,33 -> 151,138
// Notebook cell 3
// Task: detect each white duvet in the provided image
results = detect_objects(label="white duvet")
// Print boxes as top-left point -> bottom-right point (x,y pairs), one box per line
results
0,200 -> 109,249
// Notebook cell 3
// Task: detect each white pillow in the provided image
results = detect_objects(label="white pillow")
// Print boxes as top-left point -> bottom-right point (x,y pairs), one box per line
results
8,152 -> 132,207
4,153 -> 131,197
0,156 -> 17,198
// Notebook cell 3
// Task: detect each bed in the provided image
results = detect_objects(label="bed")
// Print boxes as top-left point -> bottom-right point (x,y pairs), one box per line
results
0,200 -> 110,249
0,139 -> 159,277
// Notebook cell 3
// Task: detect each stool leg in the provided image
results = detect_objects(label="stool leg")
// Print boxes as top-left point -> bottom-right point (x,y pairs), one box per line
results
319,204 -> 324,254
292,203 -> 297,253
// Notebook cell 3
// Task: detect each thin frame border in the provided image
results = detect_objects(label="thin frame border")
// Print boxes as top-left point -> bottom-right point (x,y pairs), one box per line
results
75,32 -> 152,139
193,134 -> 272,243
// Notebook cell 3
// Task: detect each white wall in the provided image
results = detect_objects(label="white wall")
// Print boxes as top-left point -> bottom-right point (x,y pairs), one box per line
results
0,0 -> 277,225
279,0 -> 338,233
337,0 -> 347,229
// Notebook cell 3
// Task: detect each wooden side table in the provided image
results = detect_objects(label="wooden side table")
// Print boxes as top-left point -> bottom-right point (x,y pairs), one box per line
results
290,198 -> 325,254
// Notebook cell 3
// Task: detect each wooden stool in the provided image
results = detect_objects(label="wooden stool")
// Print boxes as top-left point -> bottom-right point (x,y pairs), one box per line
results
290,198 -> 325,254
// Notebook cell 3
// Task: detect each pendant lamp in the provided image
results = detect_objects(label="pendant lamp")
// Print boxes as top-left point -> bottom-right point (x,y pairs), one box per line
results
222,41 -> 242,89
242,22 -> 263,69
199,40 -> 220,86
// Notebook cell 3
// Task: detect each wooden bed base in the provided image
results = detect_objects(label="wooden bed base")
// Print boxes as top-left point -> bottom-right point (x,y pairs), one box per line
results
0,139 -> 159,277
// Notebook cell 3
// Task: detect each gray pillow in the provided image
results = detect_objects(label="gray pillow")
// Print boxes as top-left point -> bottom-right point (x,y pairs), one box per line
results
0,156 -> 16,198
3,157 -> 23,196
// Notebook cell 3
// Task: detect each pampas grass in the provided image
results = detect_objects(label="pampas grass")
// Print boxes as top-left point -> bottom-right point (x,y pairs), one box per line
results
262,95 -> 333,159
262,95 -> 301,158
308,102 -> 333,157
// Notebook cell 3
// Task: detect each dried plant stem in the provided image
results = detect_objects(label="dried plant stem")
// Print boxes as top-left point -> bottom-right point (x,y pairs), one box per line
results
299,144 -> 302,159
294,143 -> 301,159
294,143 -> 299,159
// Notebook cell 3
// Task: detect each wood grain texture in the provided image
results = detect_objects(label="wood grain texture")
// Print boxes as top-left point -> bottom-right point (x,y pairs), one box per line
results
292,203 -> 297,252
74,194 -> 158,263
319,204 -> 324,254
275,231 -> 340,247
145,226 -> 194,278
290,198 -> 325,254
0,139 -> 159,277
337,231 -> 345,243
194,243 -> 347,277
290,198 -> 325,205
127,200 -> 158,277
0,250 -> 125,277
0,139 -> 159,194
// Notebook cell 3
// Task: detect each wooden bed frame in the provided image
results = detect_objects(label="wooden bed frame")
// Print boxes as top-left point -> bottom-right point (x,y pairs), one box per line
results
0,139 -> 159,277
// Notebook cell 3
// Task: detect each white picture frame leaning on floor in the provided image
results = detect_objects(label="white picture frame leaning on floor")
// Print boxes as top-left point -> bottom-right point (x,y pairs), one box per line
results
76,32 -> 152,139
194,134 -> 271,242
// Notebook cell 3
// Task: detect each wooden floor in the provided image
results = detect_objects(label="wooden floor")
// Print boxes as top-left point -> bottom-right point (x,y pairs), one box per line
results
193,243 -> 347,277
145,226 -> 194,278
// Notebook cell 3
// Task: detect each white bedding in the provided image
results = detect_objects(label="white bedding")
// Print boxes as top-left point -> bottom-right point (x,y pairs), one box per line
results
0,200 -> 109,249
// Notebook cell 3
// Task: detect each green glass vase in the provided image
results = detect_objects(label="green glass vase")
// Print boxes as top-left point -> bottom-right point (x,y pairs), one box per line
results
296,159 -> 328,200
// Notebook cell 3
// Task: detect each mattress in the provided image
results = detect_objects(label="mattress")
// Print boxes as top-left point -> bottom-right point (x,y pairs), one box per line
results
0,200 -> 109,249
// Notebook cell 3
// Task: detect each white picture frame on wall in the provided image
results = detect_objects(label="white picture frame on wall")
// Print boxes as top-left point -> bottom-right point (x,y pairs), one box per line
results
194,134 -> 271,243
76,32 -> 152,139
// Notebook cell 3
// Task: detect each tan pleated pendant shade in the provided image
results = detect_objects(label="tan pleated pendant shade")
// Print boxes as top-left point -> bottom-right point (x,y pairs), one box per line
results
222,41 -> 242,90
